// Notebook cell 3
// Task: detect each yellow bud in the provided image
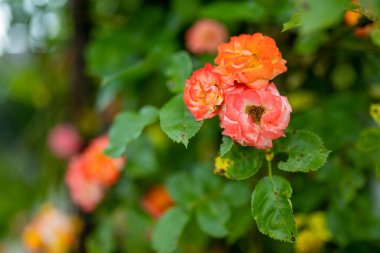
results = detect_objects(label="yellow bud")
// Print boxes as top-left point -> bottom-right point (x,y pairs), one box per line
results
370,104 -> 380,126
214,156 -> 233,178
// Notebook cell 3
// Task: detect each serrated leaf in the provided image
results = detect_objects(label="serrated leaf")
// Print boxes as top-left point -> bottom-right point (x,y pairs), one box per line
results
251,176 -> 297,243
282,12 -> 301,32
152,207 -> 190,253
196,199 -> 230,238
215,147 -> 263,180
159,94 -> 202,147
106,105 -> 159,157
220,136 -> 234,157
357,128 -> 380,152
276,130 -> 330,172
165,51 -> 193,93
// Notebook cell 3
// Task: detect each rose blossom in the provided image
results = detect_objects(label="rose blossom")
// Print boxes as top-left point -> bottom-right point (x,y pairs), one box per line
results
183,63 -> 224,121
65,158 -> 105,213
22,204 -> 80,253
48,123 -> 82,159
185,19 -> 228,54
81,136 -> 125,187
219,83 -> 291,149
141,186 -> 174,219
65,135 -> 125,212
214,33 -> 287,91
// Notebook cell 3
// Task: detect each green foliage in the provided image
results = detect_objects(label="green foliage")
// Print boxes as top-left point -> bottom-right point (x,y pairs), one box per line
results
220,136 -> 234,157
282,12 -> 301,32
251,176 -> 297,243
86,220 -> 116,253
357,128 -> 380,152
160,94 -> 202,147
276,130 -> 330,172
153,207 -> 190,253
298,0 -> 348,34
165,51 -> 193,93
106,106 -> 159,157
219,147 -> 263,180
196,199 -> 230,237
199,1 -> 265,22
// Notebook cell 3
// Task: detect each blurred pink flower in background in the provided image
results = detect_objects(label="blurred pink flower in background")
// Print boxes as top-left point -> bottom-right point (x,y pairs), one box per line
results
185,19 -> 228,54
48,124 -> 82,159
65,135 -> 125,212
65,158 -> 105,213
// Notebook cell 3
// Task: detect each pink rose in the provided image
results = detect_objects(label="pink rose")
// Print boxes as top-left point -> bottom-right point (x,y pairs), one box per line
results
65,158 -> 104,213
48,124 -> 82,159
183,63 -> 224,121
185,19 -> 228,54
219,83 -> 291,149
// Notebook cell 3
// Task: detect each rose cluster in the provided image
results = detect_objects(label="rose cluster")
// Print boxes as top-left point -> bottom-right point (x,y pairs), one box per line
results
184,33 -> 292,149
65,136 -> 125,212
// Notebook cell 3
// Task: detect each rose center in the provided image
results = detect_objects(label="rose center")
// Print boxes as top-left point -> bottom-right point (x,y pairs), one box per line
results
245,105 -> 265,124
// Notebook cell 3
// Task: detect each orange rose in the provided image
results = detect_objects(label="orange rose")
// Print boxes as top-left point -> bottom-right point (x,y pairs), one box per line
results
141,186 -> 174,219
81,136 -> 125,187
183,63 -> 224,121
214,33 -> 287,90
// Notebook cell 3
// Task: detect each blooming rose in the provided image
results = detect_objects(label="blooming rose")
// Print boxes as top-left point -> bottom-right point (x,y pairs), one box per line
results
183,63 -> 224,121
214,33 -> 287,90
65,158 -> 105,213
22,204 -> 80,253
185,19 -> 228,54
48,124 -> 82,159
219,83 -> 291,149
81,136 -> 125,187
65,135 -> 125,212
141,186 -> 174,219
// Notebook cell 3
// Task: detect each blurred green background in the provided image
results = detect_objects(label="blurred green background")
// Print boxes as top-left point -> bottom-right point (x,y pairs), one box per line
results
1,0 -> 380,252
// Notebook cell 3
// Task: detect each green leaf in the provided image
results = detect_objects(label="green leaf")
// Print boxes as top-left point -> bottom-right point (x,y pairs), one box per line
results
221,181 -> 250,207
196,199 -> 230,238
160,94 -> 202,147
251,176 -> 297,243
167,172 -> 204,208
220,136 -> 234,157
371,28 -> 380,46
276,130 -> 330,173
165,51 -> 193,93
282,12 -> 301,32
215,147 -> 263,180
86,220 -> 115,253
357,128 -> 380,152
376,160 -> 380,180
200,2 -> 265,22
101,46 -> 167,86
125,136 -> 158,178
152,207 -> 190,253
227,207 -> 253,244
106,105 -> 159,157
299,0 -> 348,34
